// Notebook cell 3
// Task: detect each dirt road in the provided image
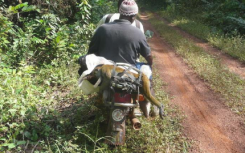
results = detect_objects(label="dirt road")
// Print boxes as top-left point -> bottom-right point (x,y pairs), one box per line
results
139,13 -> 245,153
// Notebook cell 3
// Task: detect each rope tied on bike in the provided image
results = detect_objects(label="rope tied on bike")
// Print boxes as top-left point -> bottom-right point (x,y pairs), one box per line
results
110,64 -> 143,94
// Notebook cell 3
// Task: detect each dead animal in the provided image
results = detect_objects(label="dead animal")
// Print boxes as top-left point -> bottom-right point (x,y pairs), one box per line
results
80,63 -> 165,119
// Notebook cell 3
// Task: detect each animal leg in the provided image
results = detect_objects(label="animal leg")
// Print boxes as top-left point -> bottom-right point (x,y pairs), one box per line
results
141,75 -> 165,119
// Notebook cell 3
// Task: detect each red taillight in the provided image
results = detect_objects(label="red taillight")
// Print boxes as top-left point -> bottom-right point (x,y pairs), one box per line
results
137,94 -> 145,102
114,93 -> 131,103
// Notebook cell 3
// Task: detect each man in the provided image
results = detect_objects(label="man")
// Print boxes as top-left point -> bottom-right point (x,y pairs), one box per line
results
96,0 -> 144,33
87,0 -> 158,118
88,0 -> 152,67
96,0 -> 144,63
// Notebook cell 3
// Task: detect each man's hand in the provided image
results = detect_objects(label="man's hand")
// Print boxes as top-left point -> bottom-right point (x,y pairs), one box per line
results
145,55 -> 153,69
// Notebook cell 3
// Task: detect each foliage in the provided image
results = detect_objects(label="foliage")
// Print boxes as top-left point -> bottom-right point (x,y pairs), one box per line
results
60,69 -> 188,153
0,60 -> 79,151
139,0 -> 245,35
0,0 -> 118,152
0,14 -> 11,56
0,0 -> 188,152
201,0 -> 245,34
208,33 -> 245,62
157,8 -> 245,63
90,0 -> 117,23
1,1 -> 95,66
0,58 -> 189,152
0,0 -> 117,66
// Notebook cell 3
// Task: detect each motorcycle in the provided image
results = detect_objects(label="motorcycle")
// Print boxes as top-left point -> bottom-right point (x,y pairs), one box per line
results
102,63 -> 148,145
78,31 -> 155,146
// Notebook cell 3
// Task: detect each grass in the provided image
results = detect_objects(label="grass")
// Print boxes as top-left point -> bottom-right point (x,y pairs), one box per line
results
71,67 -> 189,153
159,11 -> 212,40
0,56 -> 189,152
1,1 -> 188,152
158,10 -> 245,63
208,34 -> 245,62
147,13 -> 245,119
114,71 -> 189,153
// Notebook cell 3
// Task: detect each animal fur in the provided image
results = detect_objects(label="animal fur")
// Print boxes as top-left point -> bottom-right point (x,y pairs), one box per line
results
81,64 -> 165,119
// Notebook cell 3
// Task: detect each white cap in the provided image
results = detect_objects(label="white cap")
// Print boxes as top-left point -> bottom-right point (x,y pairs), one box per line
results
119,0 -> 138,16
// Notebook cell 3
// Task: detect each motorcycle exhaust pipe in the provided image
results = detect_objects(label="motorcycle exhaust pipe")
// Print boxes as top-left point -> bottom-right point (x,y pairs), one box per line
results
131,117 -> 141,130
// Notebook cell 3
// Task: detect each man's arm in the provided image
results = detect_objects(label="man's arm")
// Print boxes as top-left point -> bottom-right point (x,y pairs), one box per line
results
139,36 -> 153,67
145,54 -> 153,68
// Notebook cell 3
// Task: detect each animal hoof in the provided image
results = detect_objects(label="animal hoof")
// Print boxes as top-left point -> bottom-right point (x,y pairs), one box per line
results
159,104 -> 165,119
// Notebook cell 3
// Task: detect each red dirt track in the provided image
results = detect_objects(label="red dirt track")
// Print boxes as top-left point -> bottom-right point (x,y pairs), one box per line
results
139,13 -> 245,153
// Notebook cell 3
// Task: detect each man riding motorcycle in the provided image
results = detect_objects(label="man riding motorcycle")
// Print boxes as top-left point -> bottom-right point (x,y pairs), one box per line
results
86,0 -> 158,118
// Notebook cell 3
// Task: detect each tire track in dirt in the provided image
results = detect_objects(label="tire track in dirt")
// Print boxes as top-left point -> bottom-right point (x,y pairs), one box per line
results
154,14 -> 245,80
139,13 -> 245,153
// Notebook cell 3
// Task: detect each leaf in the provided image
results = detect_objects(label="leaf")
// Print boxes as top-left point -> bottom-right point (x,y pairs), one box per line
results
44,80 -> 50,86
0,127 -> 8,132
12,69 -> 16,75
8,109 -> 17,116
3,39 -> 10,44
2,143 -> 16,149
24,131 -> 31,138
36,8 -> 41,13
69,43 -> 75,47
22,5 -> 37,12
32,130 -> 38,141
45,27 -> 52,32
8,6 -> 17,13
56,35 -> 61,43
14,2 -> 28,10
17,141 -> 26,145
0,138 -> 6,141
20,109 -> 26,116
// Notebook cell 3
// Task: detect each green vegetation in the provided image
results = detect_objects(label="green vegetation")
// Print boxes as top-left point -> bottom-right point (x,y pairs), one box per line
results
0,0 -> 188,152
208,33 -> 245,62
139,0 -> 245,63
147,13 -> 245,119
158,10 -> 245,63
141,0 -> 245,34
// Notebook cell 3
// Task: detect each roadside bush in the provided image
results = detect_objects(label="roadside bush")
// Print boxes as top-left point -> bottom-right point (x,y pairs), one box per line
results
0,0 -> 117,151
140,0 -> 245,35
208,33 -> 245,62
0,60 -> 81,151
1,0 -> 189,152
150,0 -> 245,63
202,0 -> 245,34
1,2 -> 94,66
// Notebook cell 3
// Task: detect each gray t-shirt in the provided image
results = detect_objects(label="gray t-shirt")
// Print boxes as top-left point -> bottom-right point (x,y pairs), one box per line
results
88,19 -> 151,65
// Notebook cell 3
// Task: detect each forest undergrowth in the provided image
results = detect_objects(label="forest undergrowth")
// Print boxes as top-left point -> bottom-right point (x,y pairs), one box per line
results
0,0 -> 188,152
159,10 -> 245,63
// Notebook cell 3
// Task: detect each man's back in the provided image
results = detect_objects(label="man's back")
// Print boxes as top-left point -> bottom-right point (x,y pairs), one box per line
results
88,19 -> 150,65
